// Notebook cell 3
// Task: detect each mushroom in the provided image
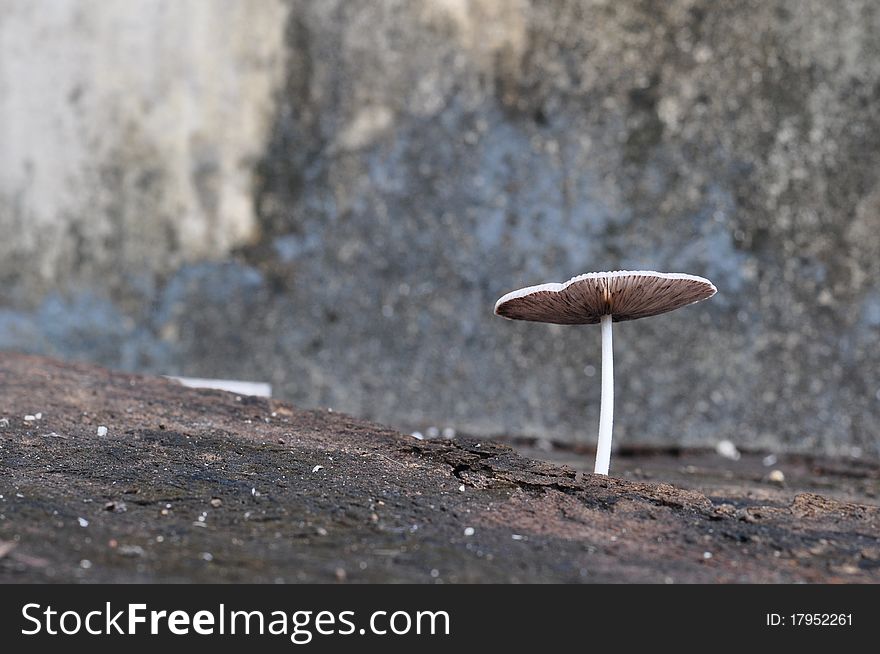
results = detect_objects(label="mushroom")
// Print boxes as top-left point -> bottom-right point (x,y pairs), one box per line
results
494,270 -> 716,476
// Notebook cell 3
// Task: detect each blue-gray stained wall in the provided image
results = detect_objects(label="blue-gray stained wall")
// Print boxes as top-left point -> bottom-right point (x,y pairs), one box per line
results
2,0 -> 879,455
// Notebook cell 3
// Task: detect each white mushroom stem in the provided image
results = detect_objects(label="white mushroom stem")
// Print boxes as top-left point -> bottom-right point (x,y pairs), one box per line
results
594,314 -> 614,475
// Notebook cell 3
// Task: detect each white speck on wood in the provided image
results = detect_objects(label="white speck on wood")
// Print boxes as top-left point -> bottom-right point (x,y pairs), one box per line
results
716,440 -> 741,461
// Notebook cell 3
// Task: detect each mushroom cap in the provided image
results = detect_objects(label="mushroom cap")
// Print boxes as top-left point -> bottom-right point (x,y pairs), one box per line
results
494,270 -> 716,325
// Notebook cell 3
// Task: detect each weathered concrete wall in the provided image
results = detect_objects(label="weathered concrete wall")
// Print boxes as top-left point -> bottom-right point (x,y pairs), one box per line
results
0,0 -> 287,294
2,0 -> 880,455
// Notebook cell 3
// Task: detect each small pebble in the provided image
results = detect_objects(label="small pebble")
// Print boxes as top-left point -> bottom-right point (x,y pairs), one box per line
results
80,559 -> 92,569
411,431 -> 424,440
703,551 -> 713,560
768,469 -> 785,484
0,418 -> 9,427
97,426 -> 108,437
834,564 -> 860,575
715,440 -> 741,461
458,484 -> 465,492
312,465 -> 324,473
762,454 -> 778,467
24,415 -> 36,422
118,545 -> 145,557
77,517 -> 89,528
210,498 -> 223,508
464,527 -> 475,536
201,552 -> 213,562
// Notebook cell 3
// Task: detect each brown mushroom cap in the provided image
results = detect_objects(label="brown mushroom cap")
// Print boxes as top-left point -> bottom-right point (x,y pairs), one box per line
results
494,270 -> 717,325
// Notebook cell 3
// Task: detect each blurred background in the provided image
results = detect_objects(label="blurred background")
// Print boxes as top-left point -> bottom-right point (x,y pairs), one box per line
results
1,0 -> 878,456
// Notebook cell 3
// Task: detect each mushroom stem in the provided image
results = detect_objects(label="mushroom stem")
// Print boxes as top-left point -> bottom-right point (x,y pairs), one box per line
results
594,314 -> 614,475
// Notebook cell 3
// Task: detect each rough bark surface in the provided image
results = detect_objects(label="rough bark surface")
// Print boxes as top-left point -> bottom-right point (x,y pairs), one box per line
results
1,353 -> 877,583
